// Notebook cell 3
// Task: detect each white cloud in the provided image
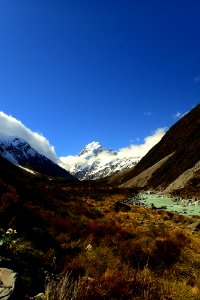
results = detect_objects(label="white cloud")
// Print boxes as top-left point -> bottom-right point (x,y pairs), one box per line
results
117,128 -> 166,158
60,155 -> 87,170
173,111 -> 188,119
0,111 -> 57,161
144,111 -> 152,116
129,137 -> 140,143
174,111 -> 182,118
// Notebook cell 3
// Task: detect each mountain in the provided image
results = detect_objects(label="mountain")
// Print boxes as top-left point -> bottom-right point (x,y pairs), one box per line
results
108,104 -> 200,197
0,136 -> 75,179
59,141 -> 140,180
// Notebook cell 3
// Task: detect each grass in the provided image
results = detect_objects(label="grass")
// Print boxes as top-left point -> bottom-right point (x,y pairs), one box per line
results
0,168 -> 200,299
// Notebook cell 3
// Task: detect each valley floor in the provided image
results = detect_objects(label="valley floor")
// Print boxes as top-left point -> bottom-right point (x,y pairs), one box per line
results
1,167 -> 200,299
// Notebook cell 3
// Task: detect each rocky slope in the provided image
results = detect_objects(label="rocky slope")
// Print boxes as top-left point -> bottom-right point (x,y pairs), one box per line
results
59,141 -> 140,180
0,136 -> 74,179
108,104 -> 200,197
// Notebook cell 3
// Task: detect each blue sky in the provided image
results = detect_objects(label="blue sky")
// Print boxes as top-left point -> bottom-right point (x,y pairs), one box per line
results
0,0 -> 199,156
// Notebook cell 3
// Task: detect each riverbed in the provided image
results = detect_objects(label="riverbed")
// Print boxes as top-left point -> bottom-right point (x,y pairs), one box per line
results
139,193 -> 200,216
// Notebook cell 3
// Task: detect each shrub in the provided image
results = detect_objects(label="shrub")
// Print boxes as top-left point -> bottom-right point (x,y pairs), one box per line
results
44,272 -> 81,300
86,208 -> 104,219
118,239 -> 150,268
148,230 -> 189,268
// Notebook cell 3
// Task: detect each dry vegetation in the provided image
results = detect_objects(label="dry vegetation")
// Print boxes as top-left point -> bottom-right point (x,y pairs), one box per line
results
1,159 -> 200,299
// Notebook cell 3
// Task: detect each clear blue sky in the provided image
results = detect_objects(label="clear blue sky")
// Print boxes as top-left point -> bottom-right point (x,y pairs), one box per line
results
0,0 -> 199,155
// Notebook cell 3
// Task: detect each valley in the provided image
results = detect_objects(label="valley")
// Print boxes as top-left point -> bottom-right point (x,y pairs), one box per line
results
0,104 -> 199,299
0,156 -> 200,299
1,1 -> 200,299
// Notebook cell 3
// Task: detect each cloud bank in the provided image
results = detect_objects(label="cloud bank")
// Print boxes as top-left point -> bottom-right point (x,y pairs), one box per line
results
0,111 -> 57,161
117,128 -> 166,158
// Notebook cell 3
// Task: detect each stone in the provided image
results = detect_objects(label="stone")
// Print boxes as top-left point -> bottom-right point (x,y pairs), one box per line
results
0,268 -> 17,300
188,221 -> 200,232
33,293 -> 45,300
151,203 -> 166,210
113,201 -> 131,212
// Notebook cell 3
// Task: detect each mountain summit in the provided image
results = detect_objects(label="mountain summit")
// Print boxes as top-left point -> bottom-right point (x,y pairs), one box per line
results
78,141 -> 113,157
59,141 -> 140,180
0,136 -> 74,179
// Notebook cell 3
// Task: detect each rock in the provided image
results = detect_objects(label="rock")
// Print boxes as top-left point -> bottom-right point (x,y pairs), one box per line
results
151,203 -> 166,210
32,293 -> 45,299
188,221 -> 200,232
113,201 -> 131,212
0,268 -> 17,300
151,203 -> 156,210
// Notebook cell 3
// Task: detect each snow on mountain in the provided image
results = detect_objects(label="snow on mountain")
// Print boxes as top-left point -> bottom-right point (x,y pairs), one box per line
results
59,141 -> 141,180
0,136 -> 37,163
78,142 -> 107,157
0,136 -> 74,179
18,165 -> 37,175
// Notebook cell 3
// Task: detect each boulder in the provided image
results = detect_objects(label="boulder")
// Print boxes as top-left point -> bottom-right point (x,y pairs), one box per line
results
113,201 -> 131,212
151,203 -> 166,210
188,221 -> 200,232
0,268 -> 17,300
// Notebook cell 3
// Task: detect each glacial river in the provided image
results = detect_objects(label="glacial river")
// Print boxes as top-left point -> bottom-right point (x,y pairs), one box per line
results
140,194 -> 200,216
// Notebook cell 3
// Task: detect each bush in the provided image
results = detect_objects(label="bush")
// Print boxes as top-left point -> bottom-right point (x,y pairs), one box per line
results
44,272 -> 80,300
86,208 -> 104,219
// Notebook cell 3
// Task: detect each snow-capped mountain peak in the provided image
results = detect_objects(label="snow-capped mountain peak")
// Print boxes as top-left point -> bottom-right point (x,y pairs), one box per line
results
0,136 -> 36,164
78,141 -> 105,157
0,136 -> 74,179
0,136 -> 26,146
59,141 -> 140,180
